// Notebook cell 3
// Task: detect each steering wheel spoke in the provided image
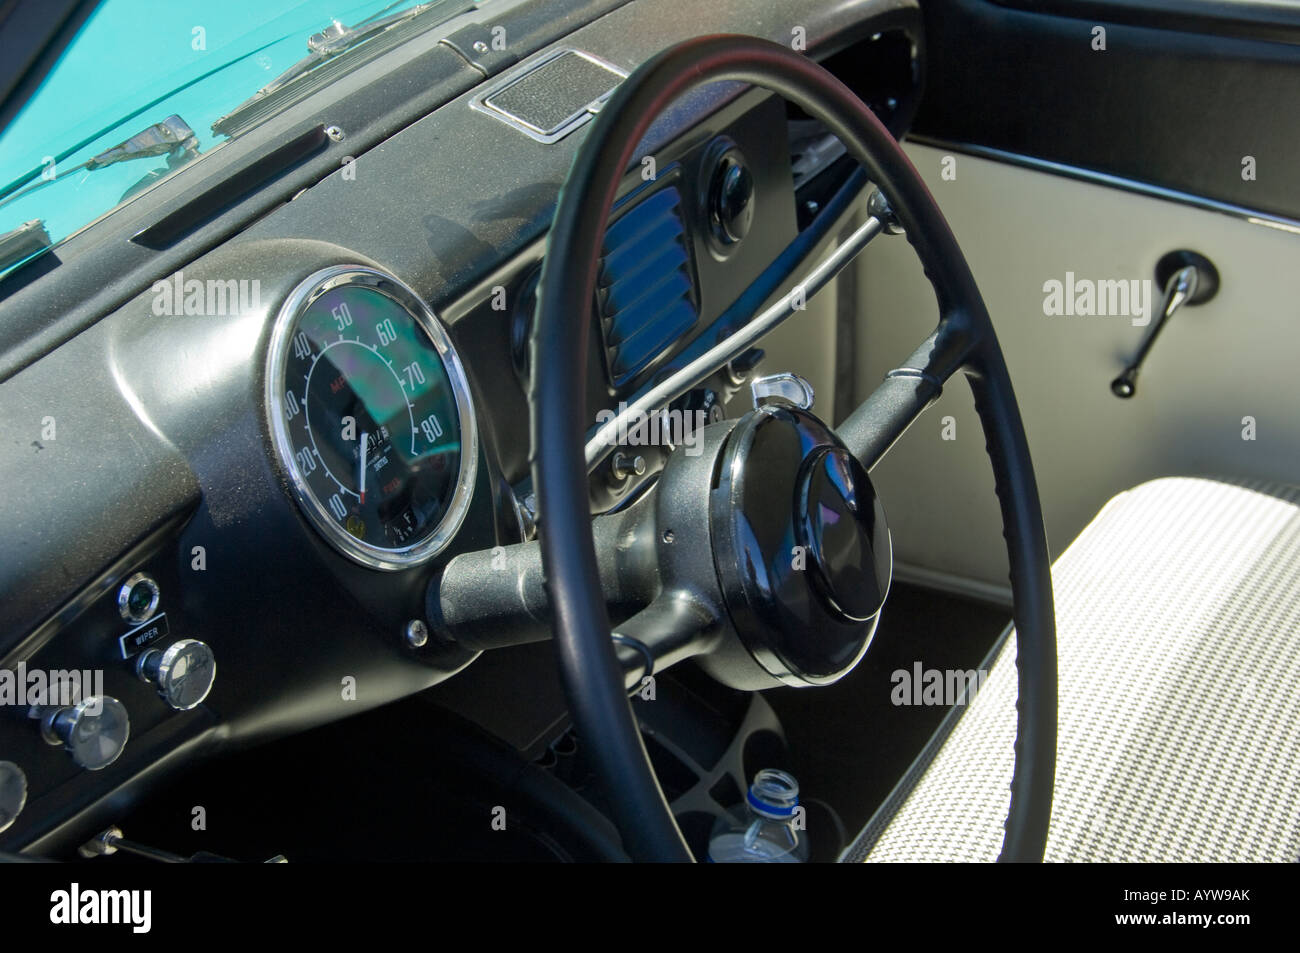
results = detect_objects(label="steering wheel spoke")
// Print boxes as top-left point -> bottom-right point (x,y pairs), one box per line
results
837,313 -> 978,471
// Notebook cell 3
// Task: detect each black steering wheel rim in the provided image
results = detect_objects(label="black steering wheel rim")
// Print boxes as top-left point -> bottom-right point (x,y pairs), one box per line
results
530,34 -> 1057,862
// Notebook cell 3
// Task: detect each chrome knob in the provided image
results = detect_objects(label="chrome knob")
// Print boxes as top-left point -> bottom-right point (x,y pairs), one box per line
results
136,639 -> 215,711
41,697 -> 130,771
0,761 -> 27,832
751,372 -> 815,411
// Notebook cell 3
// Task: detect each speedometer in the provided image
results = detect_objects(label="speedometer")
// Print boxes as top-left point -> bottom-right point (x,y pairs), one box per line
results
266,265 -> 478,570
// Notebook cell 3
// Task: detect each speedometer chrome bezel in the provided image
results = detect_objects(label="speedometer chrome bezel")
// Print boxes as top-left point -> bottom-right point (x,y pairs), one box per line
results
265,264 -> 480,571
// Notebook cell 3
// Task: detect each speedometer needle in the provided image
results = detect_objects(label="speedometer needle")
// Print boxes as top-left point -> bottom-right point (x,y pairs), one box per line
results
359,430 -> 368,504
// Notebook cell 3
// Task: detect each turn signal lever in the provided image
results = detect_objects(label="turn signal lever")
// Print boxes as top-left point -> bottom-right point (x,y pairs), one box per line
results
1111,250 -> 1219,398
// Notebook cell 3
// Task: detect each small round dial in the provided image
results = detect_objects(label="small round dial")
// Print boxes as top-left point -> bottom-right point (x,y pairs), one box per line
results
267,266 -> 478,569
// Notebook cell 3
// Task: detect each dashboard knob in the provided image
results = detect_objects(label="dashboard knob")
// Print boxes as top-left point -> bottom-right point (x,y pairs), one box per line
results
136,639 -> 215,711
40,697 -> 130,771
0,761 -> 27,833
708,149 -> 754,246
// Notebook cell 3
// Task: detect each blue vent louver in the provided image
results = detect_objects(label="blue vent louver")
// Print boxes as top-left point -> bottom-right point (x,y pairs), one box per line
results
597,186 -> 699,387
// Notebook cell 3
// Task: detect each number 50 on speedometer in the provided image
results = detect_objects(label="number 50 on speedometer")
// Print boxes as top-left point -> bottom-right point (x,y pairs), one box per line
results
266,265 -> 479,570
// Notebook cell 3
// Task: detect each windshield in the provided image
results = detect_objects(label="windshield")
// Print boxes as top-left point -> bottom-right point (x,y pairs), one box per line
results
0,0 -> 471,275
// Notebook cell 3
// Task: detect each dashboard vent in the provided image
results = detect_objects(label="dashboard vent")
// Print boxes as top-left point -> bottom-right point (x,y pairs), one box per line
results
597,186 -> 699,388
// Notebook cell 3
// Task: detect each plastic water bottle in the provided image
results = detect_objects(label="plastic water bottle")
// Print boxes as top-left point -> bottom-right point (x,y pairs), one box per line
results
707,768 -> 809,862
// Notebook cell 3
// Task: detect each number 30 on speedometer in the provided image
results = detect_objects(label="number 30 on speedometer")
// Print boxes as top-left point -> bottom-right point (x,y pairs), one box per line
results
266,265 -> 479,570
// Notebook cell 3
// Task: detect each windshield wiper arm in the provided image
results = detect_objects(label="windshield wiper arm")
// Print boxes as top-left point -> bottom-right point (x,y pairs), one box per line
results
252,2 -> 443,100
212,0 -> 473,139
85,115 -> 199,170
0,115 -> 199,210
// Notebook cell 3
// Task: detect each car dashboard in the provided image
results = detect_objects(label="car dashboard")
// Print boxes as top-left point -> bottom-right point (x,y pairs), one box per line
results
0,0 -> 923,856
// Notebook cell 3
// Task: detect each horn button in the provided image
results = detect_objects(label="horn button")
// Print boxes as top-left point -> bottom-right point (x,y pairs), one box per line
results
710,404 -> 891,686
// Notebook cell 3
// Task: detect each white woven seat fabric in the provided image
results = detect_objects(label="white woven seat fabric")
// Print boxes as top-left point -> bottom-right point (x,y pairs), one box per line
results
845,477 -> 1300,862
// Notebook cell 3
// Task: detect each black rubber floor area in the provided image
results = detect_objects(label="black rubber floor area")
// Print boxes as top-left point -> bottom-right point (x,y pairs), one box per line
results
763,581 -> 1009,849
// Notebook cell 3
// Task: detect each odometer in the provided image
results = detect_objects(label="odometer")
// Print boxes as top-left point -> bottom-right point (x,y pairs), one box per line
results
266,266 -> 478,569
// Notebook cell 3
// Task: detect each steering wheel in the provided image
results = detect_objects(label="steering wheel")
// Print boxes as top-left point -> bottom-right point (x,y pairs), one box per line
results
529,34 -> 1056,862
